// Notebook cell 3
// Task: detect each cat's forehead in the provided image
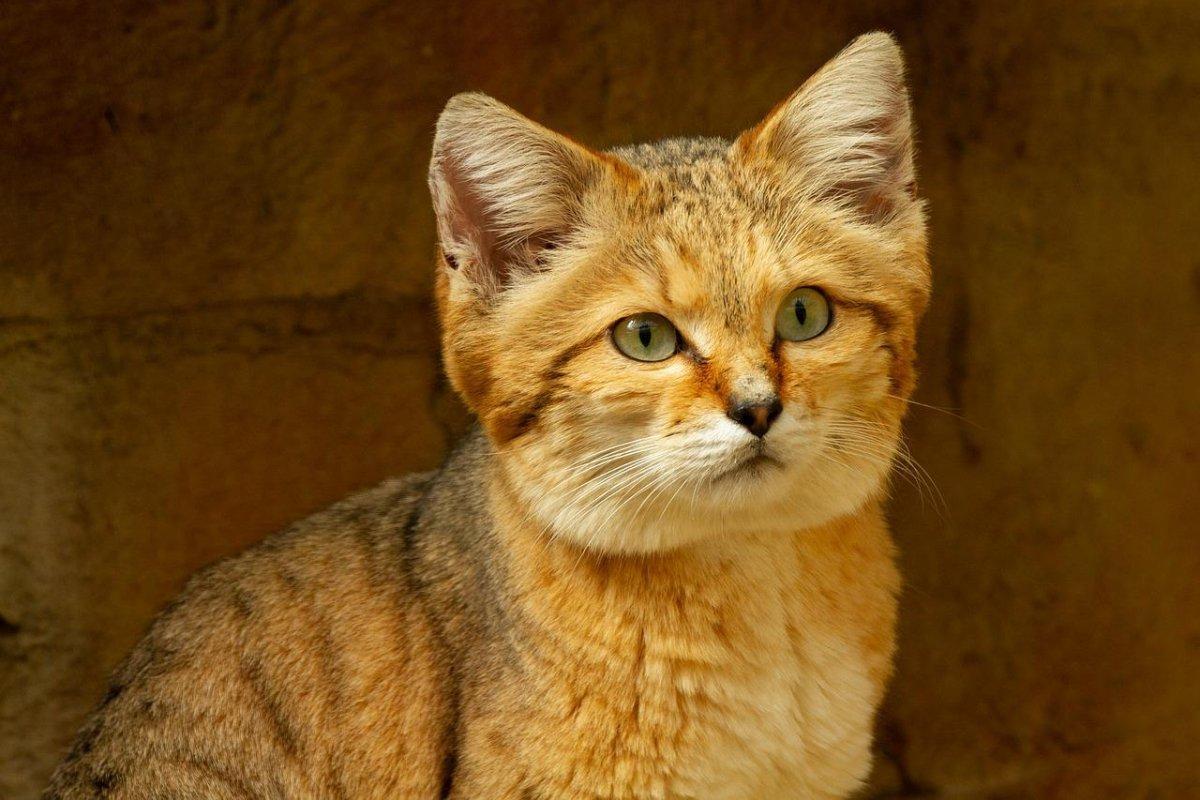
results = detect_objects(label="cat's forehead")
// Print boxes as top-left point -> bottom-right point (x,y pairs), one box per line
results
622,138 -> 745,206
587,136 -> 894,324
608,136 -> 760,249
601,138 -> 776,302
608,136 -> 731,171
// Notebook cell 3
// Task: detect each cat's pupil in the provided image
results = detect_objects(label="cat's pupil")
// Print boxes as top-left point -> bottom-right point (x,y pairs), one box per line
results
794,299 -> 807,325
638,325 -> 652,348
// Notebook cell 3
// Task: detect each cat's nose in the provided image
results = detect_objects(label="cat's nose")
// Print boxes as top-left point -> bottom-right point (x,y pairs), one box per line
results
726,396 -> 782,438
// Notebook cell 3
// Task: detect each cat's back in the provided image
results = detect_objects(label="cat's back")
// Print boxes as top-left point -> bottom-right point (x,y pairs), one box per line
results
44,471 -> 455,800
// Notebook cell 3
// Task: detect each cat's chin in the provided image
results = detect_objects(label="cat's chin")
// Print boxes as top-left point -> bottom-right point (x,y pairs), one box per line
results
518,458 -> 890,556
711,452 -> 786,483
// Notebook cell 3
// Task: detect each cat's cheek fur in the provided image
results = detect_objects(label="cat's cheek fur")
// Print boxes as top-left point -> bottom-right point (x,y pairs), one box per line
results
501,403 -> 897,555
492,309 -> 907,554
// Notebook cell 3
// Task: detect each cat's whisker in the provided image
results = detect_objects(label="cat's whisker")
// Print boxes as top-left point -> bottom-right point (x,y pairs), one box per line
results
508,446 -> 667,545
825,426 -> 948,520
626,467 -> 685,535
653,468 -> 703,530
521,440 -> 666,527
556,438 -> 665,480
556,454 -> 664,538
886,392 -> 983,429
894,442 -> 948,519
611,468 -> 687,551
567,461 -> 671,566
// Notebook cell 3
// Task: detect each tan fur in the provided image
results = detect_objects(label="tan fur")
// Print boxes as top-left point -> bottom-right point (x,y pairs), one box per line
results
45,33 -> 928,799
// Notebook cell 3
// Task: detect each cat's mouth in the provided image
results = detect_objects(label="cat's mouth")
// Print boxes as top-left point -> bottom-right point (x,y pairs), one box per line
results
713,451 -> 784,482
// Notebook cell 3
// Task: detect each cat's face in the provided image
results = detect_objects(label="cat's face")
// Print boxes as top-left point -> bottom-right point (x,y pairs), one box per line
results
430,34 -> 929,553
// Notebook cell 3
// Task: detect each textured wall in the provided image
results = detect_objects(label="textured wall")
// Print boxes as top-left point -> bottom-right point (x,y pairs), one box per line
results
2,1 -> 1198,797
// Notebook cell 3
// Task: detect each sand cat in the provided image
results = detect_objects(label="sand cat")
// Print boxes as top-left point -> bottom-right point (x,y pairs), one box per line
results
46,32 -> 929,800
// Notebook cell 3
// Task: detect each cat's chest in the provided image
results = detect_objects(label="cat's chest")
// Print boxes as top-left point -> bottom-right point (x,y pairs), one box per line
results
504,536 -> 887,799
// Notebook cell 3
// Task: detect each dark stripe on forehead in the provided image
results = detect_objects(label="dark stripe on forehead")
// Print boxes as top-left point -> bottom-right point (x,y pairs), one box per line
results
718,227 -> 757,329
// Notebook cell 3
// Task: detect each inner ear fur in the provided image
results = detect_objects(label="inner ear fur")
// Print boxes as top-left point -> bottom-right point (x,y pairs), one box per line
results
734,32 -> 918,225
429,93 -> 631,296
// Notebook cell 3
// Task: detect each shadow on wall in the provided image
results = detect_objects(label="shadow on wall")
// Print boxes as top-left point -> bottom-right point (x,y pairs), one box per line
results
2,1 -> 1199,798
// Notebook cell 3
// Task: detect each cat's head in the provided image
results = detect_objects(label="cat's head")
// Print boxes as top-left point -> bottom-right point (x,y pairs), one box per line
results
428,33 -> 929,553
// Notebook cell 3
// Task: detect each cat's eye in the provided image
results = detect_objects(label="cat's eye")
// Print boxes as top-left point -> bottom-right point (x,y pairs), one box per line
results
775,287 -> 832,342
612,313 -> 678,362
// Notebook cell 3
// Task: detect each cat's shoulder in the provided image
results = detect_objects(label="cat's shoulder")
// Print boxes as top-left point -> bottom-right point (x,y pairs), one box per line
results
179,468 -> 439,613
45,470 -> 452,798
98,469 -> 442,690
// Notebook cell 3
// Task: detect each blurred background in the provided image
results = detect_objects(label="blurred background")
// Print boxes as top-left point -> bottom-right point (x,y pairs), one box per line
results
2,1 -> 1198,797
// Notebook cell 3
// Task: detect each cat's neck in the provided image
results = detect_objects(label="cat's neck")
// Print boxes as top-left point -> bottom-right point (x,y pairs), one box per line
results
485,467 -> 884,621
473,460 -> 898,800
477,468 -> 896,722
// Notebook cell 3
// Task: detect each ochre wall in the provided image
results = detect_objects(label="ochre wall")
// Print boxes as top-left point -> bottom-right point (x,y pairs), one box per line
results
2,2 -> 1198,797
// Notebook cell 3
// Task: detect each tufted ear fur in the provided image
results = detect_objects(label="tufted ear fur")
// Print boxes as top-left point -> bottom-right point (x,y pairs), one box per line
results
429,93 -> 618,297
735,32 -> 918,225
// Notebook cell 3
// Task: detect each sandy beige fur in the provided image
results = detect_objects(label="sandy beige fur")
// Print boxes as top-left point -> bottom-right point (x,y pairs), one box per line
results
44,33 -> 929,800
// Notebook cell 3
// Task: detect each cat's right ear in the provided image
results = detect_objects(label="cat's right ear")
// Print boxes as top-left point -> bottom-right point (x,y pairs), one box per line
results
429,93 -> 621,299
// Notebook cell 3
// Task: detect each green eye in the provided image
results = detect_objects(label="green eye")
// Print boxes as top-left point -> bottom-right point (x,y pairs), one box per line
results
612,313 -> 678,362
775,287 -> 832,342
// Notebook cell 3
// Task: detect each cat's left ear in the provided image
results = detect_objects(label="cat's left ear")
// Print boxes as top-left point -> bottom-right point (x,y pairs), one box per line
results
734,32 -> 918,224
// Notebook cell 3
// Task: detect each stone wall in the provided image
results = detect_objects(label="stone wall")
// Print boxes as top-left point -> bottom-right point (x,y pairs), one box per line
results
2,1 -> 1197,797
